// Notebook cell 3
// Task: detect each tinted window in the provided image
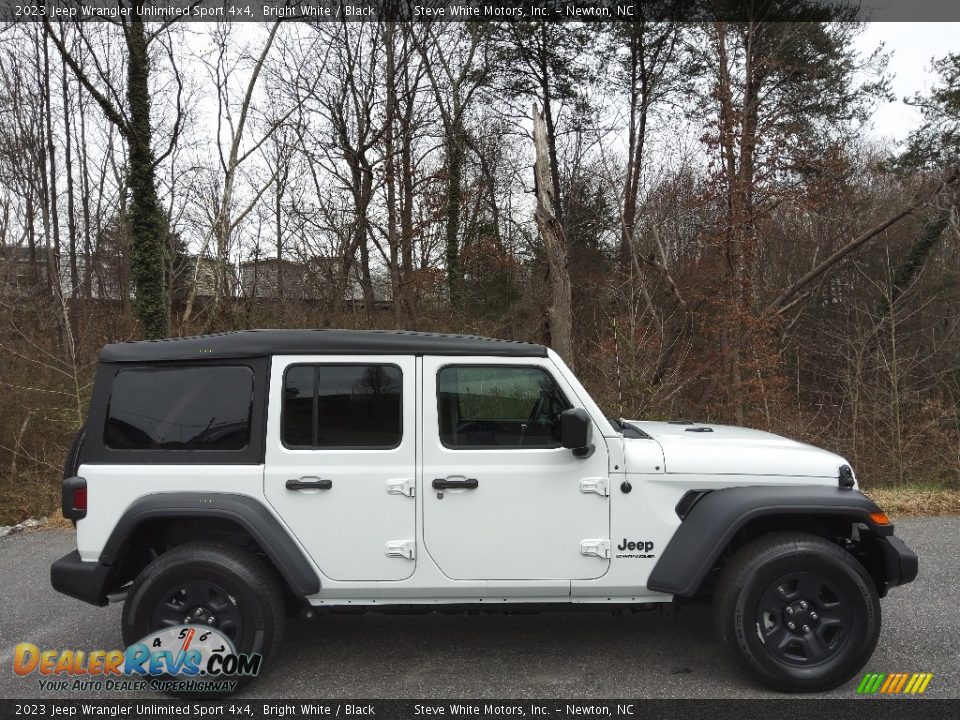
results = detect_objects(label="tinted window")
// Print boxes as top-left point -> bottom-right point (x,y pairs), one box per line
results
282,366 -> 314,447
105,366 -> 253,450
282,365 -> 402,448
437,366 -> 571,449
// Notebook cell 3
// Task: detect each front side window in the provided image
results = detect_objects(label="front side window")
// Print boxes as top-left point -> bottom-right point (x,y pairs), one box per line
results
105,366 -> 253,450
282,364 -> 402,449
437,366 -> 571,449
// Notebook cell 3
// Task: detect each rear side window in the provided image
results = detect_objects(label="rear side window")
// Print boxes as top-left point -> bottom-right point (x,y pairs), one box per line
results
437,365 -> 571,449
282,364 -> 402,449
105,366 -> 254,451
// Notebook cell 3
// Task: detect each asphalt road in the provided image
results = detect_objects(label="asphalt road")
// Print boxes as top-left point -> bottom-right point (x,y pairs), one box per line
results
1,518 -> 957,700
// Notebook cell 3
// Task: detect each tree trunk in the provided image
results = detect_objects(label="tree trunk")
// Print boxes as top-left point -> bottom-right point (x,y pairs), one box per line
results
58,58 -> 78,305
445,125 -> 463,305
538,27 -> 564,228
41,34 -> 62,296
400,119 -> 415,325
124,13 -> 169,338
43,13 -> 170,335
26,195 -> 38,286
275,171 -> 284,306
384,21 -> 402,327
78,82 -> 93,300
764,168 -> 959,315
532,103 -> 574,369
713,22 -> 755,424
874,211 -> 949,323
358,234 -> 375,319
620,32 -> 648,268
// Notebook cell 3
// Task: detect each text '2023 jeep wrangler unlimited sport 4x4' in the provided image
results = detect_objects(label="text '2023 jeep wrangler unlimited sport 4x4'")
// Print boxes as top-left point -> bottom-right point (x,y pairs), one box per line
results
52,330 -> 917,693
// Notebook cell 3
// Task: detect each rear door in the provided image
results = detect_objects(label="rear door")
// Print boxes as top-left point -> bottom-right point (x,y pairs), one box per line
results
263,355 -> 417,581
421,357 -> 611,581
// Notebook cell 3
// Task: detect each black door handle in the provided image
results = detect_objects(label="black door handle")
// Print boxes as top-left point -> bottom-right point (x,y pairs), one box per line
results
432,478 -> 479,490
286,478 -> 333,490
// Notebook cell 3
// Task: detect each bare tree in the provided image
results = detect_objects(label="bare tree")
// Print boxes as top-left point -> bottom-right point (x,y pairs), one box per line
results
414,23 -> 492,304
43,5 -> 189,337
533,103 -> 573,368
182,20 -> 285,325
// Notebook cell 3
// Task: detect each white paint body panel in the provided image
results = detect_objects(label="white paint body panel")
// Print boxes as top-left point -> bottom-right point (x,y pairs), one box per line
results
632,421 -> 848,477
74,350 -> 854,606
74,465 -> 276,562
420,355 -> 610,582
263,355 -> 418,582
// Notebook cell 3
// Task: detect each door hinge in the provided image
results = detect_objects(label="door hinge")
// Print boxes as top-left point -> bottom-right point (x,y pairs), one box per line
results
579,539 -> 610,559
579,477 -> 610,497
385,478 -> 416,497
385,540 -> 416,560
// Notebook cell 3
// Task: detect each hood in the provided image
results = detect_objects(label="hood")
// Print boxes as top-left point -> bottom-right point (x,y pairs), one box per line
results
625,421 -> 849,479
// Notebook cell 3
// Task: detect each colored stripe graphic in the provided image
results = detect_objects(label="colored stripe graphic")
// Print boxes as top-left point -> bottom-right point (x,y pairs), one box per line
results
856,674 -> 875,694
879,674 -> 896,693
863,673 -> 887,695
857,672 -> 932,695
872,673 -> 887,693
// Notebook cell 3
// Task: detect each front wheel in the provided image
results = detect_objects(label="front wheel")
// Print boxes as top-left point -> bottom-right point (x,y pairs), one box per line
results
121,542 -> 285,695
714,532 -> 880,692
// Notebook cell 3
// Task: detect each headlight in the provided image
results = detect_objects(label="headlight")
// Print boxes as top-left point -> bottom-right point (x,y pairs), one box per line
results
839,464 -> 855,489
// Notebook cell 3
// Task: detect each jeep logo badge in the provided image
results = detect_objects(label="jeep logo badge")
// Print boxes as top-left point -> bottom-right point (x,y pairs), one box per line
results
617,539 -> 654,553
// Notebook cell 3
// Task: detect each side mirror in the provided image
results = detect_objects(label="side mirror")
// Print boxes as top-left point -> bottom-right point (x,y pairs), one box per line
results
559,408 -> 593,457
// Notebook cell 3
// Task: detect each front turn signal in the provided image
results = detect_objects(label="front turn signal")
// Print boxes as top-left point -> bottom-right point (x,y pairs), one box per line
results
869,511 -> 891,526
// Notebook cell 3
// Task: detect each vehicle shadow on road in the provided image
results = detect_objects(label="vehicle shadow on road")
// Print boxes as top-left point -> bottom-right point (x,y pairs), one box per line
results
250,606 -> 765,699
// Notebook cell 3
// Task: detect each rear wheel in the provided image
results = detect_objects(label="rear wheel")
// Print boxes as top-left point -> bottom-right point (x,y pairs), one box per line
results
714,532 -> 880,692
122,542 -> 285,695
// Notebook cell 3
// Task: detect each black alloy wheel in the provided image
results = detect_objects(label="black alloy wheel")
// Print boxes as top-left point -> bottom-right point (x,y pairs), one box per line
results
753,571 -> 853,666
715,531 -> 881,692
149,578 -> 245,645
122,542 -> 286,695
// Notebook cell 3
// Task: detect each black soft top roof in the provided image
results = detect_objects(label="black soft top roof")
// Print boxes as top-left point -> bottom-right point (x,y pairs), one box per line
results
100,329 -> 548,363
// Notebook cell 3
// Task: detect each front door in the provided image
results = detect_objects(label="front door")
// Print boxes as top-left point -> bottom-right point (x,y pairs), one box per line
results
264,355 -> 417,581
422,357 -> 611,581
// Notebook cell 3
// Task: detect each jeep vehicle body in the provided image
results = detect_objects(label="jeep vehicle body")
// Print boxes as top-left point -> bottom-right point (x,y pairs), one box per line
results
52,330 -> 917,692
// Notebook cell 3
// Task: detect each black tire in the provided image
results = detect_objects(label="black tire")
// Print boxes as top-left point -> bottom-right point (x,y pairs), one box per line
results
714,531 -> 880,693
122,542 -> 285,695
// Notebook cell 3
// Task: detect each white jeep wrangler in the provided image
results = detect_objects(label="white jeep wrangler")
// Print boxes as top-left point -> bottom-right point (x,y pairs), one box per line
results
52,330 -> 917,693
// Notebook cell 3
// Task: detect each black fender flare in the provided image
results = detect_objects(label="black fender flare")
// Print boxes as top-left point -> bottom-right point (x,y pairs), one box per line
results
646,485 -> 889,597
100,492 -> 320,596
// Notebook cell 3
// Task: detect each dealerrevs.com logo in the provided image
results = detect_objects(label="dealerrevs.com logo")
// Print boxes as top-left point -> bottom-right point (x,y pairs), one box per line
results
13,626 -> 261,694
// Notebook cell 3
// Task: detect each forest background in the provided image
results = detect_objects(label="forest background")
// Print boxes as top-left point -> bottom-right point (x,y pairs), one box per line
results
1,3 -> 959,523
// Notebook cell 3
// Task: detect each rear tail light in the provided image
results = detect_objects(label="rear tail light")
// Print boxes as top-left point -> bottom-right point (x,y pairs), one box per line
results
72,486 -> 87,511
61,477 -> 87,521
